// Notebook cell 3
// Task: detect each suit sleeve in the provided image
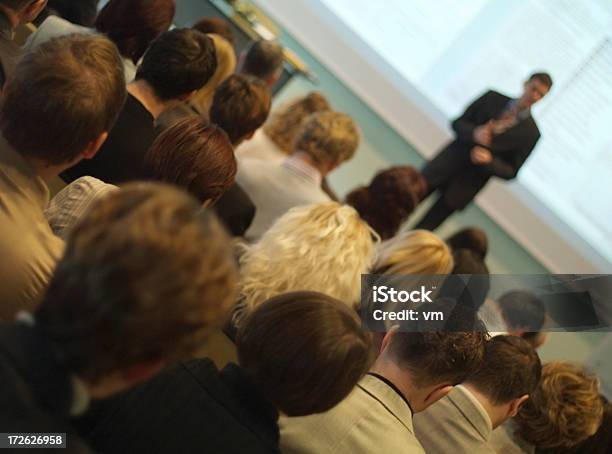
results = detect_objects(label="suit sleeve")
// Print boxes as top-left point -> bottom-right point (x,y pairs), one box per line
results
484,133 -> 540,180
451,91 -> 494,144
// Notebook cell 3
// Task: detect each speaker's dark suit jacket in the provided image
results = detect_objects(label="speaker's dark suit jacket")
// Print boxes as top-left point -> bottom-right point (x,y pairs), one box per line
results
423,90 -> 541,209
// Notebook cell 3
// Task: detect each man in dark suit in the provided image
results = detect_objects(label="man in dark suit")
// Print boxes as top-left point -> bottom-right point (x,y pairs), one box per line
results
414,72 -> 553,230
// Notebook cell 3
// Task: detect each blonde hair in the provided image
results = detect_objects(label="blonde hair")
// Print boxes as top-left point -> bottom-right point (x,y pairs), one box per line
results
189,34 -> 237,116
374,230 -> 453,275
295,111 -> 360,167
234,202 -> 377,325
515,362 -> 604,449
263,92 -> 331,154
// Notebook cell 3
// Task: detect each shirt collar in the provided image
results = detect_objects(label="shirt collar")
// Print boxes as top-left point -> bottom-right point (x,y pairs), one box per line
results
0,134 -> 50,210
282,155 -> 323,186
367,372 -> 413,415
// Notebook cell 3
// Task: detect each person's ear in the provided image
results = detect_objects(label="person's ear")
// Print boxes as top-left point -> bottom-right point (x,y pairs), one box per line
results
245,130 -> 256,141
179,89 -> 198,102
121,359 -> 166,388
423,384 -> 454,409
508,394 -> 529,418
202,198 -> 213,209
380,325 -> 399,354
23,0 -> 47,23
82,132 -> 109,160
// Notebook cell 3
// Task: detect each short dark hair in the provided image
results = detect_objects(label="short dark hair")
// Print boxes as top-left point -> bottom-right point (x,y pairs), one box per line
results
446,227 -> 488,259
0,0 -> 35,9
237,291 -> 372,416
0,34 -> 126,165
529,72 -> 553,89
136,29 -> 217,101
46,0 -> 99,26
346,166 -> 424,240
242,40 -> 284,81
387,302 -> 488,387
95,0 -> 176,64
143,119 -> 236,203
498,290 -> 546,333
466,335 -> 541,405
192,17 -> 235,46
209,74 -> 272,144
36,183 -> 237,381
451,249 -> 489,274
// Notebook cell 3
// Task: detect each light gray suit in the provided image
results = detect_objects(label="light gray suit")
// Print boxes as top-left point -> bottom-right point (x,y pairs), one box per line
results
236,156 -> 329,241
414,385 -> 496,454
280,374 -> 426,454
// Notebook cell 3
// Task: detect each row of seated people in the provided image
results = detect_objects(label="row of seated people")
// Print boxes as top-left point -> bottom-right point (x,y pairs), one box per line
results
0,1 -> 609,453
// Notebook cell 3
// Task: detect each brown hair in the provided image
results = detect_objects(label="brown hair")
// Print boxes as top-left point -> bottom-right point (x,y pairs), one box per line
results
0,34 -> 126,165
242,40 -> 283,81
295,111 -> 360,167
95,0 -> 176,64
346,166 -> 425,240
192,17 -> 234,46
143,119 -> 236,204
36,183 -> 237,381
446,226 -> 489,259
263,92 -> 331,154
209,74 -> 272,145
237,291 -> 372,416
466,335 -> 541,404
515,362 -> 604,449
387,303 -> 487,387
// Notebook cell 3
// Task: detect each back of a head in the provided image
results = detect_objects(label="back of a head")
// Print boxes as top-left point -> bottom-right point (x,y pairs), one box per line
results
346,166 -> 423,240
237,291 -> 371,416
551,401 -> 612,454
451,248 -> 489,274
47,0 -> 99,26
446,226 -> 488,259
237,202 -> 376,323
515,362 -> 604,450
529,72 -> 554,89
143,118 -> 236,204
95,0 -> 176,64
466,335 -> 541,404
0,33 -> 126,165
263,91 -> 331,154
295,111 -> 360,168
374,230 -> 454,275
192,17 -> 235,46
209,74 -> 272,144
36,183 -> 237,381
136,28 -> 217,102
386,301 -> 488,387
242,39 -> 284,82
498,290 -> 547,334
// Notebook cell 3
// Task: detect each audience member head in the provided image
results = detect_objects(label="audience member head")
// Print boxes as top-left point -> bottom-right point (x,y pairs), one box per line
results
45,0 -> 99,26
376,302 -> 487,412
135,28 -> 217,103
36,183 -> 237,399
263,92 -> 331,154
443,249 -> 490,312
451,249 -> 489,274
235,202 -> 377,325
346,166 -> 425,240
294,111 -> 360,175
515,362 -> 604,450
446,226 -> 488,259
192,16 -> 234,46
465,335 -> 541,428
0,34 -> 126,170
188,33 -> 237,116
143,118 -> 236,205
552,400 -> 612,454
209,74 -> 272,146
498,290 -> 547,348
95,0 -> 176,65
374,230 -> 453,275
241,39 -> 284,86
237,291 -> 372,416
520,71 -> 553,109
0,0 -> 46,27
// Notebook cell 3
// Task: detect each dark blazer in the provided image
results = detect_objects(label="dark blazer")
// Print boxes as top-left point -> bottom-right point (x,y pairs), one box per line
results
62,93 -> 157,184
0,12 -> 20,89
0,322 -> 93,453
77,359 -> 280,454
422,90 -> 541,209
215,184 -> 257,237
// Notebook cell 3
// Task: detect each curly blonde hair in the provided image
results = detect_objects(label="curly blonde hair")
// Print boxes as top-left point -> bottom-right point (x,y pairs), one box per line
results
263,92 -> 330,154
374,230 -> 453,275
234,202 -> 377,325
515,362 -> 604,449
